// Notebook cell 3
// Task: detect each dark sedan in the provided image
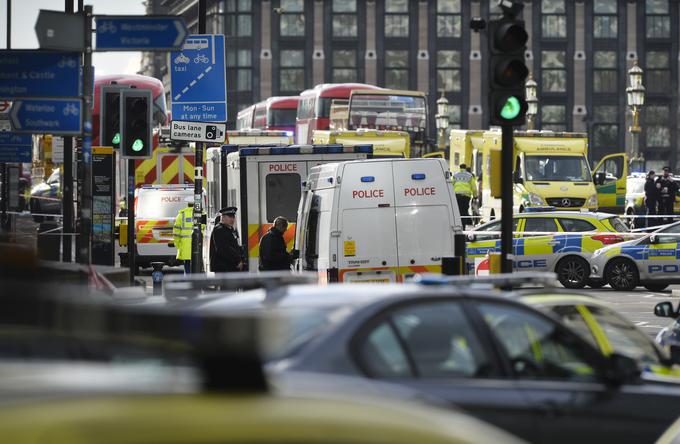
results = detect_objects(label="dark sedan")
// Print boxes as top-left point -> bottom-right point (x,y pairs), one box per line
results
187,283 -> 680,444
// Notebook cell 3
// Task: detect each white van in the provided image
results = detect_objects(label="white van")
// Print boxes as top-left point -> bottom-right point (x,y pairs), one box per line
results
295,158 -> 462,283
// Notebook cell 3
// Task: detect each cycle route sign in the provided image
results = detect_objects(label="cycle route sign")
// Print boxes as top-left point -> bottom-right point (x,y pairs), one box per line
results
170,34 -> 227,123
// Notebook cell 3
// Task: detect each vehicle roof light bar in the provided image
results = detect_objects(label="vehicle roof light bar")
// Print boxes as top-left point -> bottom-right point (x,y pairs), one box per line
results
412,272 -> 558,289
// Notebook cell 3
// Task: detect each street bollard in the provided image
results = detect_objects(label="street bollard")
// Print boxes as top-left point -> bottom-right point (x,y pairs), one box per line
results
151,262 -> 164,296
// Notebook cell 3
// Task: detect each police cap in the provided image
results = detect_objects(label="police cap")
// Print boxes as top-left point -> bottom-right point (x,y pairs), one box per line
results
219,206 -> 238,216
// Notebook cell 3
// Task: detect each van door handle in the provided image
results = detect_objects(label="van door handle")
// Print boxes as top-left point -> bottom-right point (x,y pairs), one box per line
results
546,241 -> 560,246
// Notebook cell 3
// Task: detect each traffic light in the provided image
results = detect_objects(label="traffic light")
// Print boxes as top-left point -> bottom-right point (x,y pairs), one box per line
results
488,13 -> 529,126
120,89 -> 152,158
100,84 -> 129,149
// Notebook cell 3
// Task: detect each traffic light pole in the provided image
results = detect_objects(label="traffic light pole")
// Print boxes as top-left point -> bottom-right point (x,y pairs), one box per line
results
62,0 -> 74,262
127,159 -> 135,284
78,4 -> 94,265
500,125 -> 514,274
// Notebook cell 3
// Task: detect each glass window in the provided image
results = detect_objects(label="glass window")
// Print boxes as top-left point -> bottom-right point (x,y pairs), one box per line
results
558,218 -> 597,232
225,0 -> 252,37
280,0 -> 305,37
332,0 -> 357,37
646,105 -> 671,148
385,0 -> 409,37
266,173 -> 301,222
593,0 -> 617,39
541,105 -> 566,132
646,0 -> 670,39
359,323 -> 412,378
646,51 -> 671,93
542,0 -> 566,38
548,305 -> 597,343
392,302 -> 495,378
386,0 -> 408,12
227,49 -> 252,92
279,50 -> 305,93
477,302 -> 598,381
593,51 -> 617,93
592,106 -> 618,152
332,49 -> 357,82
525,155 -> 592,182
523,218 -> 559,233
437,0 -> 462,38
385,50 -> 409,89
332,0 -> 355,12
437,50 -> 461,92
541,51 -> 566,93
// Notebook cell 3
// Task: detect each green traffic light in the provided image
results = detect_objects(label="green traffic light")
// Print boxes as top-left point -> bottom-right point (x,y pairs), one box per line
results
132,139 -> 144,152
112,132 -> 120,145
500,96 -> 521,120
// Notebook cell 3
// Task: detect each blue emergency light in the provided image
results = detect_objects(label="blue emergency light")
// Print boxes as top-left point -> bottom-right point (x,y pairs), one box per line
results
361,176 -> 375,183
523,206 -> 557,213
411,173 -> 426,180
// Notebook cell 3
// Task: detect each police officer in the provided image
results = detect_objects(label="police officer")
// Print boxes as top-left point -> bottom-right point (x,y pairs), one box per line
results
173,200 -> 194,274
259,216 -> 293,271
656,167 -> 678,224
644,170 -> 659,227
453,164 -> 477,225
209,207 -> 243,272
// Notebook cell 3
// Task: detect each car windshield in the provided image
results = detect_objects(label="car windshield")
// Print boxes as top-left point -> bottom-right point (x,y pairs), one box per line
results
348,94 -> 427,132
524,155 -> 592,182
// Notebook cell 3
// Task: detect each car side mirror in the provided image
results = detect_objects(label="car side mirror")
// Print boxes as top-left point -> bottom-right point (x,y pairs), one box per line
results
513,171 -> 523,184
654,301 -> 679,319
605,353 -> 641,386
650,234 -> 659,244
594,172 -> 606,186
467,233 -> 476,242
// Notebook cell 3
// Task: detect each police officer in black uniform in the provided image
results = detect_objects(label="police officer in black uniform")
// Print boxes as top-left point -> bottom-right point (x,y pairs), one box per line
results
258,216 -> 293,271
656,167 -> 678,225
209,207 -> 243,272
644,170 -> 659,227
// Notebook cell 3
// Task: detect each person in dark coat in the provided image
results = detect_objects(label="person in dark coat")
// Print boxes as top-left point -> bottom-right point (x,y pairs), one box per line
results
644,170 -> 659,227
209,207 -> 243,272
259,216 -> 292,271
656,167 -> 679,225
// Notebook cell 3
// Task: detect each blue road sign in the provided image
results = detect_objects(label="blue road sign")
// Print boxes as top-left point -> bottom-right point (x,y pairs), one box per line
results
170,34 -> 227,123
0,133 -> 32,162
95,15 -> 188,51
0,51 -> 81,99
10,98 -> 83,135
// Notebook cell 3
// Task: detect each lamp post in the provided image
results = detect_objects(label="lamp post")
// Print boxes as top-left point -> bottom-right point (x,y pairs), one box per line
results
525,74 -> 538,130
435,91 -> 450,153
626,60 -> 645,173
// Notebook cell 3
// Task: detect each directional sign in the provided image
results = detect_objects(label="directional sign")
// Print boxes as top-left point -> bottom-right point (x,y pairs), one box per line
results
10,98 -> 83,135
170,120 -> 226,143
0,133 -> 32,163
0,51 -> 81,99
35,10 -> 85,51
170,34 -> 227,123
95,15 -> 188,51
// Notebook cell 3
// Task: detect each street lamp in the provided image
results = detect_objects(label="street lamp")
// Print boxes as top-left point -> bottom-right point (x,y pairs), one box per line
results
626,60 -> 645,172
525,74 -> 538,130
435,91 -> 450,152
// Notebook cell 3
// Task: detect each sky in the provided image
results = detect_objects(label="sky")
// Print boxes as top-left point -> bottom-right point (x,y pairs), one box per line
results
0,0 -> 146,76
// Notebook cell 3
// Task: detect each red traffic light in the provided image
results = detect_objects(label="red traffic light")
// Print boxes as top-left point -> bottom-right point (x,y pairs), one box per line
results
493,22 -> 528,52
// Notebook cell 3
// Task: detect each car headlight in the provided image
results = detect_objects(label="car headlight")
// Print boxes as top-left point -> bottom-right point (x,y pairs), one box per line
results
586,193 -> 598,207
528,192 -> 546,206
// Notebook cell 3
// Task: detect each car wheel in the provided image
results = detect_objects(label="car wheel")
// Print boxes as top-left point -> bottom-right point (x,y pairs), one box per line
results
587,279 -> 606,289
606,258 -> 639,291
644,283 -> 669,292
556,256 -> 589,289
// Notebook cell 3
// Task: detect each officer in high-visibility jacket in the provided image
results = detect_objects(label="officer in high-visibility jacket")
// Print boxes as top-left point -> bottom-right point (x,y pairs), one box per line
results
453,163 -> 477,224
173,200 -> 195,274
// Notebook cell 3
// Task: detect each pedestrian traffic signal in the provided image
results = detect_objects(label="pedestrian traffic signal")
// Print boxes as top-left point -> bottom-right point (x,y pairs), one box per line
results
120,89 -> 152,158
100,84 -> 130,149
488,16 -> 529,126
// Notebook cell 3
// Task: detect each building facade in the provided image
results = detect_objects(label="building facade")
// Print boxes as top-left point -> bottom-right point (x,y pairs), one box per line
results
140,0 -> 680,171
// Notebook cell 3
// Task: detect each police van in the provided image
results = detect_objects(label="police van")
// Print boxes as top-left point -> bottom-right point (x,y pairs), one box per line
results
295,158 -> 462,283
204,144 -> 373,272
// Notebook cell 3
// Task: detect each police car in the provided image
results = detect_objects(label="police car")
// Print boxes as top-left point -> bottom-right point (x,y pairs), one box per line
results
466,209 -> 630,288
590,220 -> 680,291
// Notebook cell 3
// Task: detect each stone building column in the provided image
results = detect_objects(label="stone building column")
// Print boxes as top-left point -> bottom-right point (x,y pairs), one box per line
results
417,1 -> 429,93
572,1 -> 587,132
365,0 -> 377,85
468,1 -> 483,129
260,1 -> 272,99
313,0 -> 325,85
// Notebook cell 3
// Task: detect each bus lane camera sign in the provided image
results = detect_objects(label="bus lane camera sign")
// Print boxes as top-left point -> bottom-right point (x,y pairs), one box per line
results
170,34 -> 227,123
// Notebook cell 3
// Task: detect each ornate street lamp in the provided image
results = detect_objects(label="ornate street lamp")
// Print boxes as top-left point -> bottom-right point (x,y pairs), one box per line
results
525,74 -> 538,130
435,91 -> 450,151
626,60 -> 645,172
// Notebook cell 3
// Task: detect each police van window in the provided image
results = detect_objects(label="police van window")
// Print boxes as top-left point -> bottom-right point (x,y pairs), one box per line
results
477,302 -> 597,382
558,218 -> 596,232
606,217 -> 629,233
603,157 -> 623,181
523,218 -> 558,234
266,173 -> 301,222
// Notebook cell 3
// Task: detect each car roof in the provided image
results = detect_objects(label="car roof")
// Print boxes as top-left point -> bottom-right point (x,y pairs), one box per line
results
517,292 -> 609,308
517,211 -> 616,220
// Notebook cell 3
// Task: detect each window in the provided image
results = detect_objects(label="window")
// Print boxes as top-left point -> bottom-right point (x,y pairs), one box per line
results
541,51 -> 567,93
436,0 -> 461,38
593,51 -> 617,93
384,50 -> 409,89
359,302 -> 495,379
646,51 -> 671,94
523,218 -> 558,234
385,0 -> 409,37
525,155 -> 591,182
437,51 -> 461,92
448,104 -> 462,129
477,302 -> 597,381
332,0 -> 357,37
280,0 -> 305,37
227,49 -> 252,92
541,105 -> 566,132
266,173 -> 301,222
646,105 -> 671,148
593,0 -> 617,39
332,49 -> 357,83
548,305 -> 597,344
657,223 -> 680,243
646,0 -> 670,39
225,0 -> 252,37
558,218 -> 597,232
280,49 -> 305,93
592,106 -> 618,152
541,0 -> 567,38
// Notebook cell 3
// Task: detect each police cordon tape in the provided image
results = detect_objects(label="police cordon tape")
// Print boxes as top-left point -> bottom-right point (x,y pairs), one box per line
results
460,230 -> 680,237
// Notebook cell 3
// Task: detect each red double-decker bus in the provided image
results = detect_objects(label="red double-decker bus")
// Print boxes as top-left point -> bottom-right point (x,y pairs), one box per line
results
237,96 -> 299,134
295,83 -> 382,144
